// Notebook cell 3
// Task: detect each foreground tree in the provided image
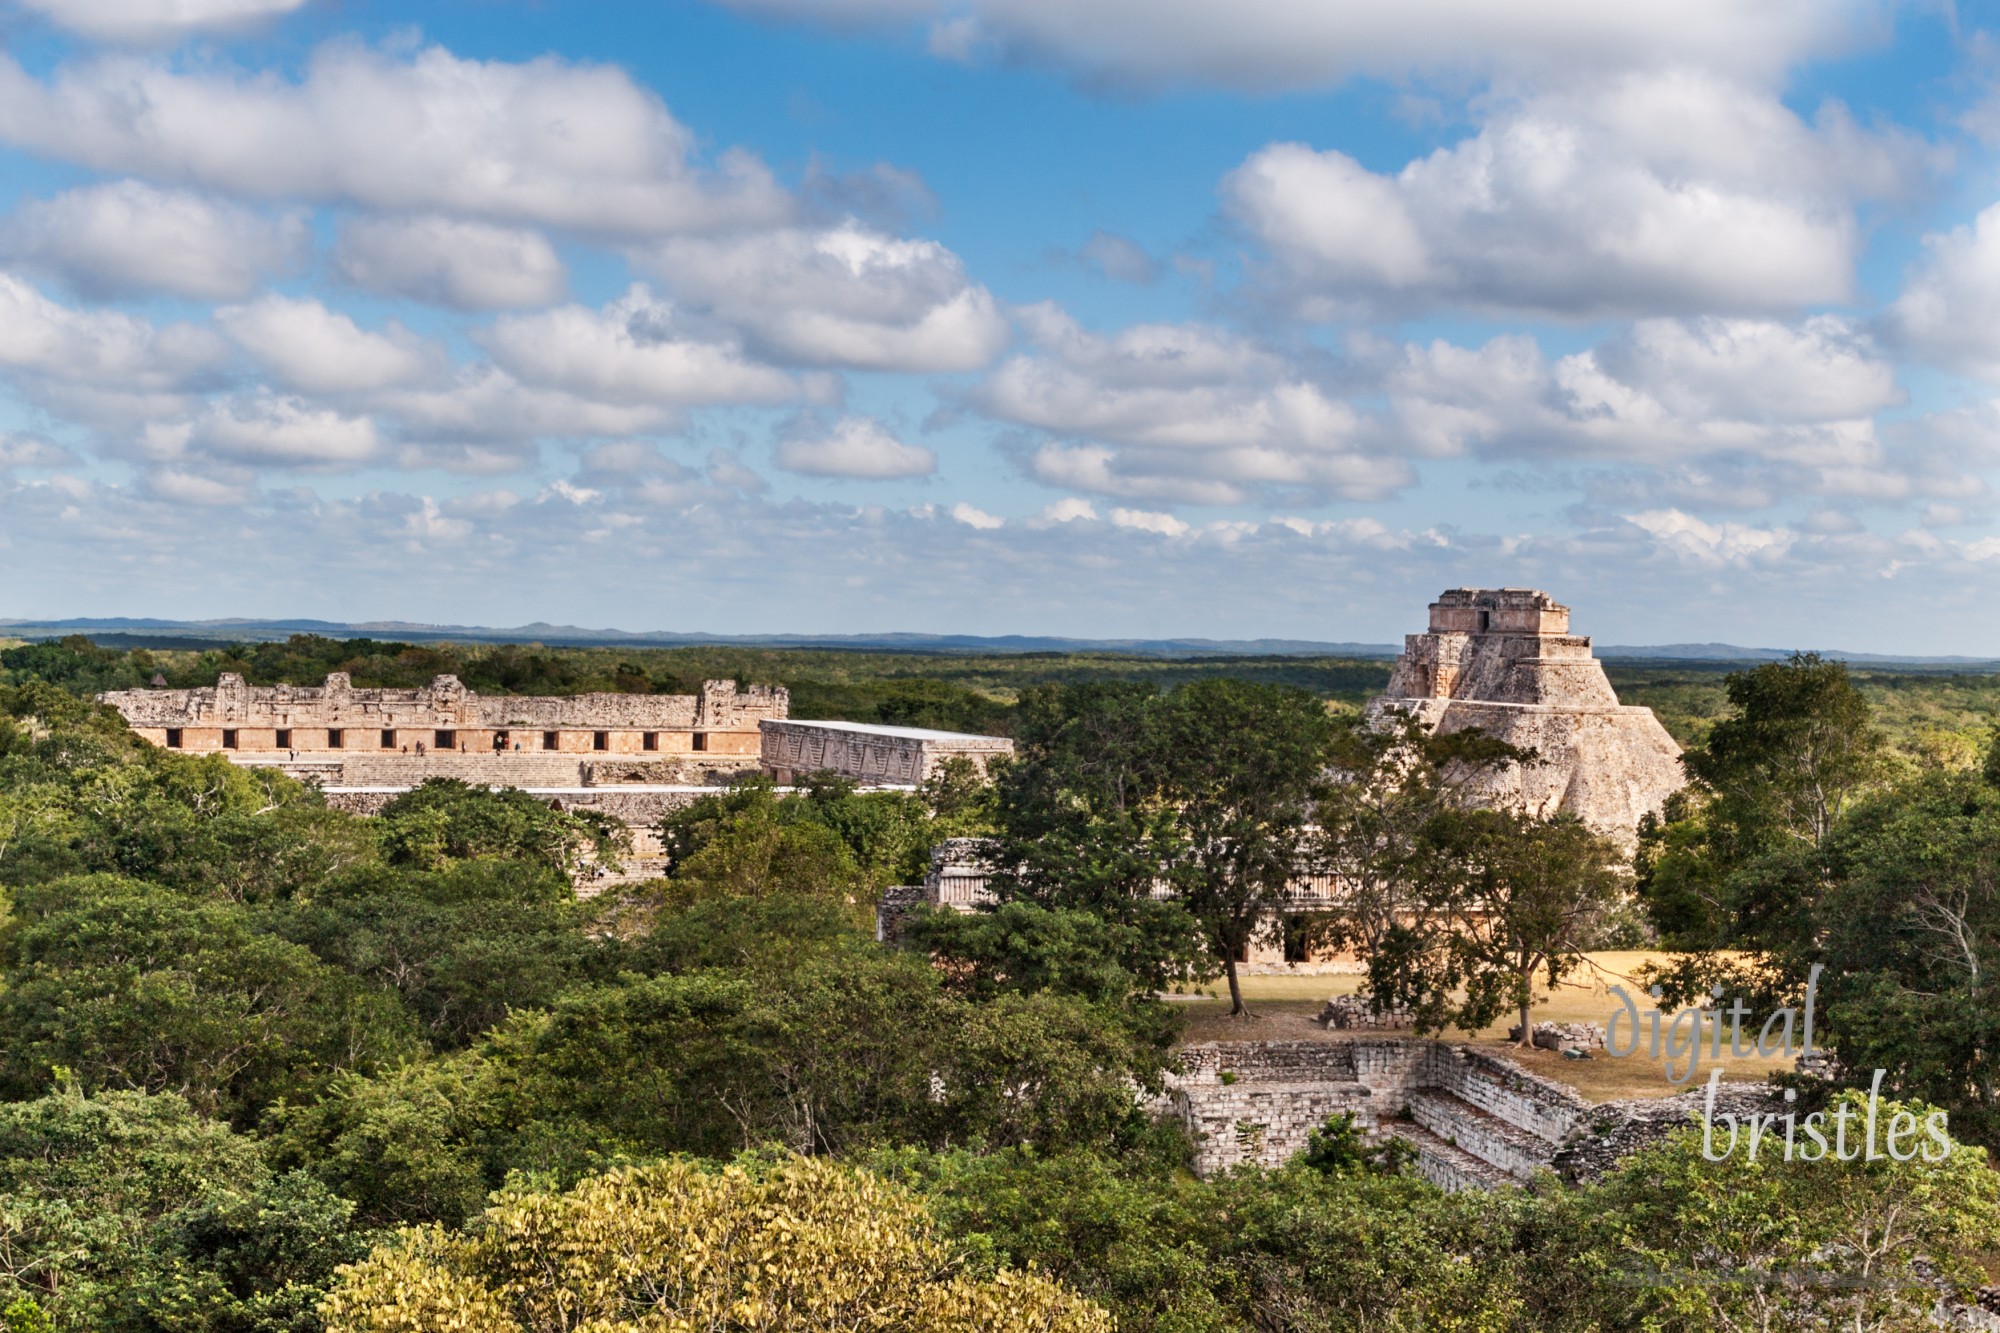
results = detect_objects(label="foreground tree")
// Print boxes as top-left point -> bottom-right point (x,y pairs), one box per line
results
1535,1092 -> 2000,1333
1373,811 -> 1626,1044
1157,679 -> 1337,1016
1312,710 -> 1532,975
1638,653 -> 1889,962
992,680 -> 1338,1011
0,875 -> 416,1123
990,682 -> 1205,992
1813,770 -> 2000,1145
0,1084 -> 366,1333
320,1155 -> 1112,1333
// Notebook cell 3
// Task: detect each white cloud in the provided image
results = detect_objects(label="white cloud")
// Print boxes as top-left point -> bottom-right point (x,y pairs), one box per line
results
404,496 -> 473,542
1226,71 -> 1915,317
218,294 -> 436,394
641,222 -> 1009,371
188,393 -> 381,466
482,285 -> 812,409
18,0 -> 307,43
1037,496 -> 1097,522
705,0 -> 1878,91
776,415 -> 937,478
1109,506 -> 1188,536
0,435 -> 75,469
372,367 -> 674,448
972,305 -> 1409,504
0,271 -> 223,393
0,181 -> 304,300
1385,318 -> 1911,484
706,449 -> 768,494
1077,230 -> 1160,284
334,215 -> 567,310
0,41 -> 791,236
141,467 -> 253,506
1594,316 -> 1898,423
949,500 -> 1004,528
11,468 -> 2000,655
1624,509 -> 1797,566
1885,202 -> 2000,382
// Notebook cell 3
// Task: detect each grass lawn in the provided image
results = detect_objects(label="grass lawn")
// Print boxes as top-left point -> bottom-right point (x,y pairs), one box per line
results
1165,951 -> 1798,1103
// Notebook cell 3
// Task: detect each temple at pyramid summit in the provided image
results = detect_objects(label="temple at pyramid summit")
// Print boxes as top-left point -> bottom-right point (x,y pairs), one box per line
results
1367,588 -> 1686,846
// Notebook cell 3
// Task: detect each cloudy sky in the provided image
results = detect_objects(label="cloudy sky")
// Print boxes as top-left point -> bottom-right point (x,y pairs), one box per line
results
2,0 -> 1998,650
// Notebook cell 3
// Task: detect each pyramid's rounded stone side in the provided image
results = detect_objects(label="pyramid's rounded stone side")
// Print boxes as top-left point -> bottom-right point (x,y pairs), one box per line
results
1433,703 -> 1686,838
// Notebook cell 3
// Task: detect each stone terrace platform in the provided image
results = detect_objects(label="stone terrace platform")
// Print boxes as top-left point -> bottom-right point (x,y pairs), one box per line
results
1169,1038 -> 1591,1190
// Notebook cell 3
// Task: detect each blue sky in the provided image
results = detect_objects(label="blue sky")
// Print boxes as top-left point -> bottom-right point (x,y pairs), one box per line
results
2,0 -> 2000,650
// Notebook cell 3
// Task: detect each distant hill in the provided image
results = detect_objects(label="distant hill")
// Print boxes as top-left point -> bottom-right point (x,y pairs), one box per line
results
3,617 -> 1997,668
0,617 -> 1403,658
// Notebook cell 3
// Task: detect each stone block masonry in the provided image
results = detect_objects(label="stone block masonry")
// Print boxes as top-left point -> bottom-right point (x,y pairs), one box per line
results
1169,1038 -> 1592,1188
1318,994 -> 1415,1029
760,719 -> 1013,786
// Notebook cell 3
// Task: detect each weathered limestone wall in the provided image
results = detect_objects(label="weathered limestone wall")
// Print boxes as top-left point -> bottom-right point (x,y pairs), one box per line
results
1368,588 -> 1685,847
1176,1083 -> 1375,1175
319,784 -> 714,821
1169,1038 -> 1591,1185
759,719 -> 1013,785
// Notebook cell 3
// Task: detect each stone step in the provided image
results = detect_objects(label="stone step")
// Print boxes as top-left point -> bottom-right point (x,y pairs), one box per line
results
1375,1121 -> 1517,1193
1406,1088 -> 1560,1181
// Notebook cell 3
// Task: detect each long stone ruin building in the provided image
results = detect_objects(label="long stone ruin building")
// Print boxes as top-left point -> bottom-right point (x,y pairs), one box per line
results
98,671 -> 1015,890
1369,588 -> 1684,845
101,672 -> 786,778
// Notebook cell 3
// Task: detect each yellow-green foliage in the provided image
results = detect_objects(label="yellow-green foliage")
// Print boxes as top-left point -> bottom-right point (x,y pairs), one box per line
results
321,1155 -> 1112,1333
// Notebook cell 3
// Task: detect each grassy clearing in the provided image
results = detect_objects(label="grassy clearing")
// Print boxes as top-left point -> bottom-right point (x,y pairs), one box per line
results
1167,951 -> 1799,1102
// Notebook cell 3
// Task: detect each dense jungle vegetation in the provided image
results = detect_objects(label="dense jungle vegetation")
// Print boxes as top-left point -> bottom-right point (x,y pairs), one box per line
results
0,637 -> 1994,1330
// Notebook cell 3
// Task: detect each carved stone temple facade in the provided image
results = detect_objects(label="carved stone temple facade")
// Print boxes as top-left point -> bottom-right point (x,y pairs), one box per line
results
99,672 -> 789,786
1367,588 -> 1685,845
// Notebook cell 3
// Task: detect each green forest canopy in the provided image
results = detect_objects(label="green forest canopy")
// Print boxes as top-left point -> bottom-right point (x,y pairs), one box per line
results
0,656 -> 1996,1328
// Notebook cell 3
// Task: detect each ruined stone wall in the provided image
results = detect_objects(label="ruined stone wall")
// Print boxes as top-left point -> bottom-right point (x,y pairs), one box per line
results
1169,1038 -> 1591,1183
759,720 -> 1013,785
320,784 -> 713,821
228,751 -> 757,789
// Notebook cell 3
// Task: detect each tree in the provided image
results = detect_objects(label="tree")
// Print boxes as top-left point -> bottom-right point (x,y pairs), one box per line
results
1373,812 -> 1626,1046
0,1084 -> 367,1332
900,900 -> 1151,1008
652,775 -> 959,907
1635,654 -> 1891,1008
990,682 -> 1207,994
273,859 -> 591,1049
319,1155 -> 1112,1333
1540,1092 -> 2000,1333
1157,679 -> 1337,1016
0,875 -> 417,1123
376,779 -> 623,878
1689,653 -> 1888,851
1812,771 -> 2000,1146
1312,710 -> 1532,978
